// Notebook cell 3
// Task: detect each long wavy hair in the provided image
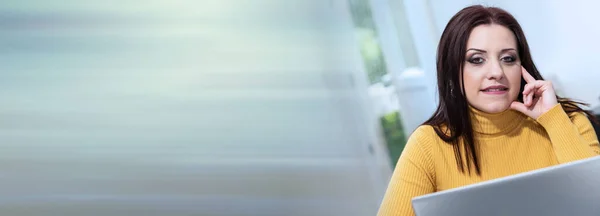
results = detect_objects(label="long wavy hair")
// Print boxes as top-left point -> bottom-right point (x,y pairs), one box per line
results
424,5 -> 596,175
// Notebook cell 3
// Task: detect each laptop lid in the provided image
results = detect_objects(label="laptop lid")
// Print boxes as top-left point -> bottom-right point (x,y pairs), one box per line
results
411,156 -> 600,216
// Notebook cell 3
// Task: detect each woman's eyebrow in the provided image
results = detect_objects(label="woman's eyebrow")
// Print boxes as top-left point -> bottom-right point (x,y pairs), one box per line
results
467,48 -> 516,52
501,48 -> 517,52
466,48 -> 486,53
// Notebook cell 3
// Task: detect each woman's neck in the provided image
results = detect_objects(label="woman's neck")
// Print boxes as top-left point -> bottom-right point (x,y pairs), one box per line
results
469,106 -> 527,137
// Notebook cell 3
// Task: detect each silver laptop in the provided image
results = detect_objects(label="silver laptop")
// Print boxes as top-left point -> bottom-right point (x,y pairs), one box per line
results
412,156 -> 600,216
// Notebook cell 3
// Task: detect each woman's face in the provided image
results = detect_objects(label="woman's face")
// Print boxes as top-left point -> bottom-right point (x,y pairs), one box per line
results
462,24 -> 522,113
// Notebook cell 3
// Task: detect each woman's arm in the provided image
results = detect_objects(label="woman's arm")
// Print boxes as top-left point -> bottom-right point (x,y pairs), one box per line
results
536,103 -> 600,163
510,67 -> 599,162
377,126 -> 436,216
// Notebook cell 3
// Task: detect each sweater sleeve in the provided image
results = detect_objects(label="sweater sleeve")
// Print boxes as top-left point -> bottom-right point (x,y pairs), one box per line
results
377,126 -> 436,216
536,103 -> 600,163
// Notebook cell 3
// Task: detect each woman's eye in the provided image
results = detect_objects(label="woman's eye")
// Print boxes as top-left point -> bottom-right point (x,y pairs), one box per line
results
502,56 -> 516,62
468,57 -> 485,64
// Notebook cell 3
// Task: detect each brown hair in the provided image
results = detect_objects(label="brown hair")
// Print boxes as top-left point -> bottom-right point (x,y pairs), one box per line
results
424,5 -> 596,175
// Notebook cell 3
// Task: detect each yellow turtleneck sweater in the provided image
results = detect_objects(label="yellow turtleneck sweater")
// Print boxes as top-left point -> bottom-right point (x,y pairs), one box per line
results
377,104 -> 600,216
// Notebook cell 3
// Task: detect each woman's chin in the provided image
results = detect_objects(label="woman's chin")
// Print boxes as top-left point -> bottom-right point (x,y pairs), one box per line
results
474,103 -> 511,114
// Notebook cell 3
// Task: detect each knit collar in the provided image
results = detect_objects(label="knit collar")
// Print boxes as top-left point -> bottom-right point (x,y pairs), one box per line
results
469,105 -> 527,137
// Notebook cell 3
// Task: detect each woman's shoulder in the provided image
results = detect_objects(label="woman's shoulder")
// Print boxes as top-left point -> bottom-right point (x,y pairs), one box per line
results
409,125 -> 449,141
404,125 -> 447,152
399,125 -> 445,173
565,109 -> 595,125
410,125 -> 437,138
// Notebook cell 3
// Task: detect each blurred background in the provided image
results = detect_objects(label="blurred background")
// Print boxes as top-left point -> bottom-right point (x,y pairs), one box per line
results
1,0 -> 599,215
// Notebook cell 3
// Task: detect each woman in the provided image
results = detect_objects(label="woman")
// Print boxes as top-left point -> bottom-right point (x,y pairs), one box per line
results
377,5 -> 600,216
